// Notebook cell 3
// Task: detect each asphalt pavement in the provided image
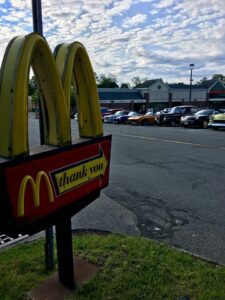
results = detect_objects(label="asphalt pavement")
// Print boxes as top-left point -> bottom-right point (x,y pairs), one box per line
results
71,192 -> 140,236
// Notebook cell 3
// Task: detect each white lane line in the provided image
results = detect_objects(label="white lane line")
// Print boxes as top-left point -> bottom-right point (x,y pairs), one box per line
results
110,132 -> 225,150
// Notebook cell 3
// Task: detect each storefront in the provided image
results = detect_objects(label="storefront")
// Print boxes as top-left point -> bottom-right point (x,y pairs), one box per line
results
98,88 -> 145,112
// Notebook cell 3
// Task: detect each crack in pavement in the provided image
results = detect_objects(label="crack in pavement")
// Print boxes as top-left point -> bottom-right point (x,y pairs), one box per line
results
105,185 -> 190,241
105,184 -> 224,242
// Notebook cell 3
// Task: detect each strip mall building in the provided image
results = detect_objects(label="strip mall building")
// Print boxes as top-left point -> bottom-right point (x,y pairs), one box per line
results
98,79 -> 225,112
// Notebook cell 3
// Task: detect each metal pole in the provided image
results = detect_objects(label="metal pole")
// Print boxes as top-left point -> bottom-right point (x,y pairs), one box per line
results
31,0 -> 54,272
189,64 -> 194,103
56,218 -> 75,289
31,0 -> 44,145
45,226 -> 54,271
32,0 -> 43,34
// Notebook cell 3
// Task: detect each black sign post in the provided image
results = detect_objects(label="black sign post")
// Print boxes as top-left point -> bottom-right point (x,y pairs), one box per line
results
56,218 -> 75,289
31,0 -> 54,273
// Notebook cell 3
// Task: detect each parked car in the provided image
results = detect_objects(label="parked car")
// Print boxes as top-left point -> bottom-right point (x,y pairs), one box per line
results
114,111 -> 140,124
104,110 -> 128,123
155,108 -> 171,118
128,112 -> 156,125
101,107 -> 109,113
182,109 -> 222,129
101,107 -> 123,121
156,105 -> 198,126
208,112 -> 225,130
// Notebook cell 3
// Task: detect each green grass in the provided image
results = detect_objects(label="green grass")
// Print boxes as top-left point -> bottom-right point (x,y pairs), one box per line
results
1,234 -> 225,299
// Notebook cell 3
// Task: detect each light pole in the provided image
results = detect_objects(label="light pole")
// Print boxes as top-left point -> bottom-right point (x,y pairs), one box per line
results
189,63 -> 194,103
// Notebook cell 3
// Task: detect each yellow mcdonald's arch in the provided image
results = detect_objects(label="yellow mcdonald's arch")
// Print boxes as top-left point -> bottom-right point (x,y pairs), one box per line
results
54,42 -> 103,140
18,171 -> 54,217
0,33 -> 103,158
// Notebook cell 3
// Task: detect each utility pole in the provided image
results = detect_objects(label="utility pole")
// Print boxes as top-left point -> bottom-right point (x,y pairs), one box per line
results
189,63 -> 194,103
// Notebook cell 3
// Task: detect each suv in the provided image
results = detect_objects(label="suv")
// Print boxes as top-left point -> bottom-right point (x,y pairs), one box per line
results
156,105 -> 198,126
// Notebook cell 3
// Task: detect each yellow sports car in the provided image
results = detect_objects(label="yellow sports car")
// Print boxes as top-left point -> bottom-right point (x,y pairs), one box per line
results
128,112 -> 156,125
209,112 -> 225,130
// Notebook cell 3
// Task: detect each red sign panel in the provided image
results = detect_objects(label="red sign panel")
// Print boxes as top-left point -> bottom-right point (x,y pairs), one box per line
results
0,136 -> 111,233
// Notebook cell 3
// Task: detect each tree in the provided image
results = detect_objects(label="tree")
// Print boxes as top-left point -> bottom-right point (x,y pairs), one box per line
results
131,76 -> 149,88
97,74 -> 119,88
28,76 -> 37,96
212,74 -> 225,83
196,77 -> 208,85
31,89 -> 38,105
120,82 -> 130,89
70,86 -> 76,112
169,82 -> 185,86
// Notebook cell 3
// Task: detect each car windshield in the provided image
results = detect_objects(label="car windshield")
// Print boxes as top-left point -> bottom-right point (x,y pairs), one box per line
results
144,112 -> 153,116
170,107 -> 182,113
114,111 -> 123,116
195,109 -> 213,116
128,111 -> 138,117
213,109 -> 225,114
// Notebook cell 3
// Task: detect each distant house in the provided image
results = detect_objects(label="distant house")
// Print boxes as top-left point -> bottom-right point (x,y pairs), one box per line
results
98,88 -> 145,111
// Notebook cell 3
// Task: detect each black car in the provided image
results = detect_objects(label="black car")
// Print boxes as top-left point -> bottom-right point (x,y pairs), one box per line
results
156,105 -> 198,126
182,109 -> 223,129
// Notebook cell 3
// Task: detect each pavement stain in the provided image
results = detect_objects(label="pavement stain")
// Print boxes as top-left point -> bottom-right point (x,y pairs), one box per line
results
105,185 -> 190,241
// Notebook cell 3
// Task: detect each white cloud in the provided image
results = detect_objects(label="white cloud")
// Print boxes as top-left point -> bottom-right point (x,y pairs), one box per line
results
0,0 -> 223,84
123,13 -> 147,28
155,0 -> 175,8
108,0 -> 133,16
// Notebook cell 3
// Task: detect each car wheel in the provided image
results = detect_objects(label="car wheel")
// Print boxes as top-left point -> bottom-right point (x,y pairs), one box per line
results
202,120 -> 208,129
184,124 -> 189,128
142,119 -> 148,126
212,127 -> 218,130
169,120 -> 176,127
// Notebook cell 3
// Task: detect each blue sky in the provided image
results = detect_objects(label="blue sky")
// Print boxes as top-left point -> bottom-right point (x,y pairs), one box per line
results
0,0 -> 224,85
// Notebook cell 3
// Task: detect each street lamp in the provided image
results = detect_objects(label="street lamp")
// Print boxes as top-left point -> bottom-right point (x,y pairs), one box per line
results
189,64 -> 194,103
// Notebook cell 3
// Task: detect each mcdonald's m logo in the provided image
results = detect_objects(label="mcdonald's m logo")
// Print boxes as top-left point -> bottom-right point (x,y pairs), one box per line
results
18,171 -> 54,217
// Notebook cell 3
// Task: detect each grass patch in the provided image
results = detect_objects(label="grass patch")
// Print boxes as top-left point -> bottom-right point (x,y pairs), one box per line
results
0,234 -> 225,299
0,239 -> 54,300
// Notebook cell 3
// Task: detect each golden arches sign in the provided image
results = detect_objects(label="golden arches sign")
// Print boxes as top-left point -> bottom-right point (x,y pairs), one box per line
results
0,33 -> 111,235
0,33 -> 103,158
18,171 -> 54,217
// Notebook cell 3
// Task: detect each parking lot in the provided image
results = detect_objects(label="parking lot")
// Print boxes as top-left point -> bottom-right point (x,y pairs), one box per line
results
99,121 -> 225,264
8,115 -> 225,265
